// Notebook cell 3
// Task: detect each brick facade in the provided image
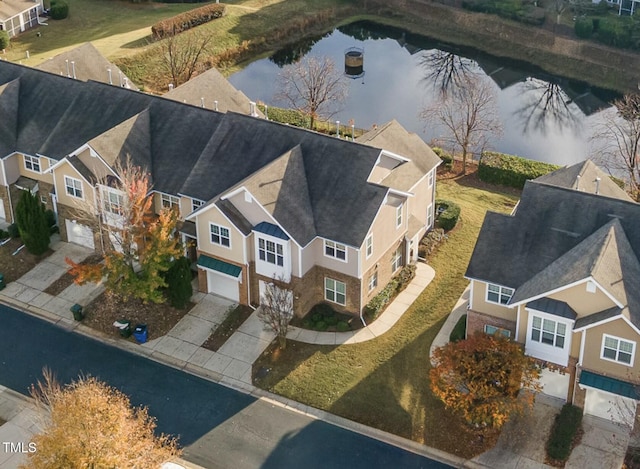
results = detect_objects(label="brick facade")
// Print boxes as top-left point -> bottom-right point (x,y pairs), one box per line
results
0,185 -> 11,223
196,250 -> 249,305
361,238 -> 405,308
38,181 -> 55,212
466,309 -> 517,339
56,203 -> 102,252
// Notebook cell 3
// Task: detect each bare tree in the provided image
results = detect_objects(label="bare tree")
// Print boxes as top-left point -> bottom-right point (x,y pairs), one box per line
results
419,50 -> 478,97
23,369 -> 180,469
276,56 -> 348,130
258,276 -> 294,349
421,76 -> 503,173
590,94 -> 640,199
162,31 -> 212,87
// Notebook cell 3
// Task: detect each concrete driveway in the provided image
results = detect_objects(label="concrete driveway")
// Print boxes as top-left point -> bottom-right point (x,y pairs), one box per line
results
565,415 -> 630,469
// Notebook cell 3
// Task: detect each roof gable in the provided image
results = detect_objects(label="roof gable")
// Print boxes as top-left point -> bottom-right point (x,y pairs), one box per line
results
0,78 -> 20,156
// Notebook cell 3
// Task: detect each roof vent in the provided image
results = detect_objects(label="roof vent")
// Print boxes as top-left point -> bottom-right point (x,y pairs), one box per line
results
71,61 -> 76,79
214,100 -> 218,112
595,177 -> 601,195
168,83 -> 174,91
249,101 -> 257,117
576,174 -> 581,190
107,68 -> 112,85
201,97 -> 205,108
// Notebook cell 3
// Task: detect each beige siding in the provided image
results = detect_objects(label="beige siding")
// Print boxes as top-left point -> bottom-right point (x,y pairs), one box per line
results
570,329 -> 582,359
408,172 -> 432,224
470,280 -> 517,320
581,319 -> 640,379
76,149 -> 113,182
180,197 -> 194,219
17,154 -> 54,185
195,205 -> 245,265
368,165 -> 390,184
300,239 -> 315,276
53,161 -> 95,210
228,191 -> 271,226
517,304 -> 528,342
361,196 -> 406,274
4,154 -> 19,185
308,238 -> 358,278
547,282 -> 617,316
153,192 -> 182,218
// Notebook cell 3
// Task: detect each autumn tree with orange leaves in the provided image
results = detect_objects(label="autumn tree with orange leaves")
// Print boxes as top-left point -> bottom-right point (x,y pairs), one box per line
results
430,333 -> 540,429
66,159 -> 183,303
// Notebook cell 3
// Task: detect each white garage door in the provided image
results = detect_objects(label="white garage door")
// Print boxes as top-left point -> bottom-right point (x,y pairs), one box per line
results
584,388 -> 636,427
65,220 -> 95,250
207,270 -> 239,302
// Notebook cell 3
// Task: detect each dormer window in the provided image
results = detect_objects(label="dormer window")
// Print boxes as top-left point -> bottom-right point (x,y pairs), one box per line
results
258,238 -> 284,266
24,155 -> 41,173
324,240 -> 347,261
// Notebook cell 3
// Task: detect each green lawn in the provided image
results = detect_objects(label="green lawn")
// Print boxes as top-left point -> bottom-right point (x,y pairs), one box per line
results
4,0 -> 198,65
253,175 -> 520,458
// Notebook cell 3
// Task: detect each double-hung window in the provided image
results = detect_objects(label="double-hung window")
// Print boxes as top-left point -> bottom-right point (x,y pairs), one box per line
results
103,190 -> 124,215
368,271 -> 378,292
486,284 -> 514,305
531,316 -> 566,348
427,203 -> 433,229
601,335 -> 635,365
325,240 -> 347,261
259,238 -> 284,266
365,234 -> 373,259
484,324 -> 511,338
64,176 -> 83,199
428,169 -> 434,188
192,198 -> 204,212
391,246 -> 402,272
24,155 -> 41,173
325,278 -> 346,305
396,204 -> 403,228
161,194 -> 180,210
210,224 -> 230,248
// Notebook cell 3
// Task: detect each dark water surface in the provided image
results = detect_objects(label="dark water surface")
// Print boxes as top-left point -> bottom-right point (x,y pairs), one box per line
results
229,21 -> 619,165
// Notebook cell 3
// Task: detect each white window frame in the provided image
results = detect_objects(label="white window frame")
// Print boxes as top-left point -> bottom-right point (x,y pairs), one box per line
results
396,204 -> 403,228
258,237 -> 284,266
365,234 -> 373,259
324,240 -> 347,262
161,193 -> 180,211
427,169 -> 434,189
40,195 -> 47,205
102,188 -> 124,215
486,283 -> 514,305
391,245 -> 402,272
601,334 -> 635,366
525,309 -> 573,366
368,271 -> 378,292
191,198 -> 204,212
64,176 -> 83,199
484,324 -> 511,338
530,315 -> 566,349
325,277 -> 346,306
24,155 -> 41,173
427,203 -> 433,229
210,223 -> 231,248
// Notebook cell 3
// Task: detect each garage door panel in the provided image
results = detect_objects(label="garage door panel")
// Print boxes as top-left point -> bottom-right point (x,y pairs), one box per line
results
65,220 -> 95,250
584,388 -> 636,427
206,271 -> 239,302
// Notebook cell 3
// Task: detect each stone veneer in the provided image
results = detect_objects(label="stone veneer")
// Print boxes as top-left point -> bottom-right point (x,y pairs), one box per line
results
466,309 -> 517,338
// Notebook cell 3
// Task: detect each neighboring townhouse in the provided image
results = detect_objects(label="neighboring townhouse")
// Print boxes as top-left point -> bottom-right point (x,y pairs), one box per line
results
465,160 -> 640,426
0,60 -> 440,319
0,0 -> 43,38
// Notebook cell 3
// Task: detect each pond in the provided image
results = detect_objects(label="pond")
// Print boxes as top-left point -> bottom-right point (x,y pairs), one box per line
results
229,21 -> 620,166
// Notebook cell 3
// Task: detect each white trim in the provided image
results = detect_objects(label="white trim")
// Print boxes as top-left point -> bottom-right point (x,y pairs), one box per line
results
368,270 -> 378,292
525,309 -> 573,367
324,277 -> 347,306
469,281 -> 474,310
158,192 -> 180,209
365,233 -> 373,259
579,329 -> 586,366
427,168 -> 434,189
388,188 -> 414,198
209,222 -> 232,249
380,149 -> 411,163
23,154 -> 41,174
187,201 -> 249,239
572,313 -> 640,336
485,283 -> 515,306
396,204 -> 403,229
323,239 -> 348,263
509,276 -> 623,309
64,176 -> 84,200
515,304 -> 521,342
601,333 -> 636,367
0,156 -> 8,187
199,265 -> 242,281
220,186 -> 247,201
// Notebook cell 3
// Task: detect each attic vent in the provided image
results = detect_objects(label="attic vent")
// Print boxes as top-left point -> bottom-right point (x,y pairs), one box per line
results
244,192 -> 252,203
586,281 -> 596,293
549,227 -> 581,238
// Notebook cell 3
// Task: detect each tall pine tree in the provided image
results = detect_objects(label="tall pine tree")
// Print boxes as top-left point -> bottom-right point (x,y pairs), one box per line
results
15,190 -> 50,256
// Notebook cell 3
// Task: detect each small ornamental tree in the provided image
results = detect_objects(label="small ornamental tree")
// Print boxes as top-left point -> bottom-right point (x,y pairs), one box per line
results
430,333 -> 541,429
164,256 -> 193,309
258,276 -> 294,349
0,30 -> 9,51
23,369 -> 180,469
15,190 -> 50,256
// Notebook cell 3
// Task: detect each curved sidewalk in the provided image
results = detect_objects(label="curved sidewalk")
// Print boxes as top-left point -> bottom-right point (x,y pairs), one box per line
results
286,262 -> 436,345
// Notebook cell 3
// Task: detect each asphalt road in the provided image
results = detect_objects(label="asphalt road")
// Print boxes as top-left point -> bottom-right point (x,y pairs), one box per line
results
0,303 -> 452,469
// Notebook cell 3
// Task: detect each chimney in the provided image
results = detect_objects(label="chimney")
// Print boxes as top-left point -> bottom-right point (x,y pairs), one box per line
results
107,68 -> 112,85
595,177 -> 601,195
576,175 -> 581,190
168,83 -> 174,91
201,97 -> 205,108
214,100 -> 218,112
71,60 -> 76,79
249,101 -> 257,117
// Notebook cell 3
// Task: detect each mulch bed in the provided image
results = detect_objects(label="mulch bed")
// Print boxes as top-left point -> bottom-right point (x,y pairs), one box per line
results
82,292 -> 194,342
201,304 -> 253,352
0,238 -> 52,283
43,253 -> 104,296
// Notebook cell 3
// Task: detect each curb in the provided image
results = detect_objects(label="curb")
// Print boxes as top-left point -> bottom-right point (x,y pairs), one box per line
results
0,294 -> 474,469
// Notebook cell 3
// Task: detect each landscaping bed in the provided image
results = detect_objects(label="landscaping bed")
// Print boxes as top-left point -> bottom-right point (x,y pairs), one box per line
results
83,292 -> 193,342
43,253 -> 103,296
252,173 -> 519,458
0,238 -> 52,283
291,302 -> 361,332
201,304 -> 253,352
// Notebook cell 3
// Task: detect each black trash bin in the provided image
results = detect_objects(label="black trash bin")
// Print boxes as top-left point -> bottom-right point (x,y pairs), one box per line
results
114,319 -> 131,338
133,324 -> 148,344
70,303 -> 83,321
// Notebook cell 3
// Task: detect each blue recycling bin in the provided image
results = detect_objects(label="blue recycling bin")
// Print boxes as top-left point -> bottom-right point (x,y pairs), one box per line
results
133,324 -> 148,344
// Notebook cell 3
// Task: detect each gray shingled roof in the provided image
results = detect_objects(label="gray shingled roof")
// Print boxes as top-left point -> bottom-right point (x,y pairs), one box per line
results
467,180 -> 640,328
527,297 -> 577,320
36,43 -> 138,90
534,159 -> 633,202
574,307 -> 622,330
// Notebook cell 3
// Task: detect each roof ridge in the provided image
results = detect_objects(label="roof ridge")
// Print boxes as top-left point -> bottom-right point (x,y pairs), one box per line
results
590,219 -> 619,275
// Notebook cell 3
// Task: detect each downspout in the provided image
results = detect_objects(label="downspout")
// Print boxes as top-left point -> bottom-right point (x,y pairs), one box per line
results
1,157 -> 13,223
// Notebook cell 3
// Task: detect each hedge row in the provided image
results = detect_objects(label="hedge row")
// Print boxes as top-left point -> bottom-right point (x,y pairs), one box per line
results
151,3 -> 226,39
478,152 -> 560,189
546,404 -> 583,462
257,104 -> 311,128
436,199 -> 461,231
462,0 -> 545,26
364,264 -> 416,320
50,0 -> 69,20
